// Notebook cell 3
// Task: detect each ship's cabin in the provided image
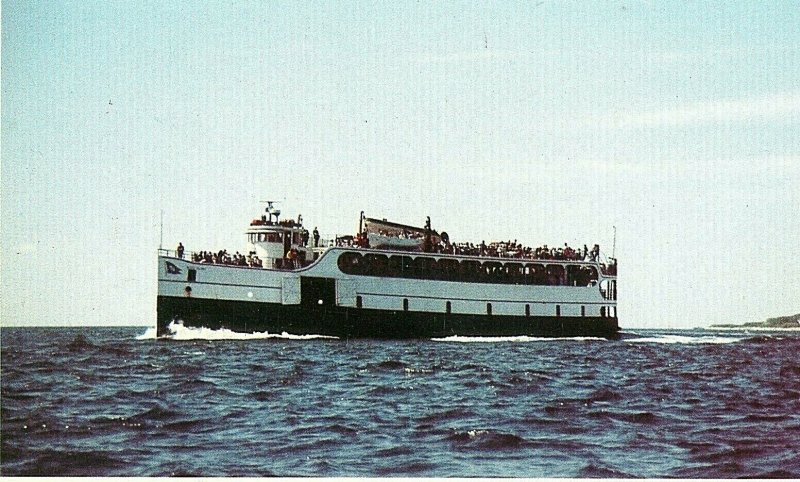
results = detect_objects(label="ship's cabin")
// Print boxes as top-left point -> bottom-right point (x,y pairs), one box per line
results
245,203 -> 313,269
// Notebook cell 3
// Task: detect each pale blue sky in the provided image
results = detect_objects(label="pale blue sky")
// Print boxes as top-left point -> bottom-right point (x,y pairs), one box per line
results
2,1 -> 799,328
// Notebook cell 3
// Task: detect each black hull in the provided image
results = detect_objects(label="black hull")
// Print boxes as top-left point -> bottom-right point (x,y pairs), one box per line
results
157,295 -> 620,340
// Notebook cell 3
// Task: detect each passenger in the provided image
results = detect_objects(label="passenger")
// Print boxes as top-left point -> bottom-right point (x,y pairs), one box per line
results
285,248 -> 297,269
313,227 -> 320,247
590,244 -> 600,262
177,242 -> 184,259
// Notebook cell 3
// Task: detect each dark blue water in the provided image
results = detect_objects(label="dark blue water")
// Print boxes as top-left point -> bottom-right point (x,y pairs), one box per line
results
2,326 -> 799,477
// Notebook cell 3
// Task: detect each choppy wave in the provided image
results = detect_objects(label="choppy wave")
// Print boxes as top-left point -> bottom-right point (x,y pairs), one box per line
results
431,335 -> 607,342
137,322 -> 338,341
447,429 -> 530,450
4,325 -> 800,477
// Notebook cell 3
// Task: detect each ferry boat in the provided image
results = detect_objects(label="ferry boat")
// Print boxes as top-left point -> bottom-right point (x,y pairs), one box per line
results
156,202 -> 619,339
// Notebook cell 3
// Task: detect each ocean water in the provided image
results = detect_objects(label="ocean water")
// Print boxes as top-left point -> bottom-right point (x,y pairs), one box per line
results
2,325 -> 799,477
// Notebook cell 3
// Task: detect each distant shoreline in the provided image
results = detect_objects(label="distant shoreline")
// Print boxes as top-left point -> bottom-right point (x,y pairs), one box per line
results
705,325 -> 800,332
709,313 -> 800,330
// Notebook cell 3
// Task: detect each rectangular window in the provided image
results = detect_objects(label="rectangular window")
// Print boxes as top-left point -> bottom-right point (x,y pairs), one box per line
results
525,304 -> 530,317
556,305 -> 561,317
356,295 -> 363,308
403,298 -> 409,311
446,301 -> 452,314
188,269 -> 196,282
487,303 -> 492,316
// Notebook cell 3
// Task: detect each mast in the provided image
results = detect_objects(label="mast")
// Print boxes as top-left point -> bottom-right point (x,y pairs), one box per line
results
260,200 -> 281,224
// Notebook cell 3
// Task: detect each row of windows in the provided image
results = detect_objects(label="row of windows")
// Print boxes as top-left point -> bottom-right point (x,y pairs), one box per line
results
355,295 -> 615,318
248,231 -> 301,244
337,252 -> 599,286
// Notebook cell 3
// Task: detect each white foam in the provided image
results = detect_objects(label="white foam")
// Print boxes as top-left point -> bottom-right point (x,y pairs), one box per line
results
625,334 -> 743,344
136,327 -> 158,340
431,335 -> 607,343
163,321 -> 338,341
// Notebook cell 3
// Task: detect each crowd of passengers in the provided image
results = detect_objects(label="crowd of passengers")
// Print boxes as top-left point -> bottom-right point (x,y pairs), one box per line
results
337,234 -> 604,263
450,241 -> 601,262
186,248 -> 263,268
174,228 -> 613,271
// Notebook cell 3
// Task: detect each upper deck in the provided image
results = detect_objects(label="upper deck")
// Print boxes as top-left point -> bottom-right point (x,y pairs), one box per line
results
163,204 -> 618,280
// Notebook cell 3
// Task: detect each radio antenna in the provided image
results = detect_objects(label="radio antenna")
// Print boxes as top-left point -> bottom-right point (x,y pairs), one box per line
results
159,209 -> 164,250
612,225 -> 617,259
